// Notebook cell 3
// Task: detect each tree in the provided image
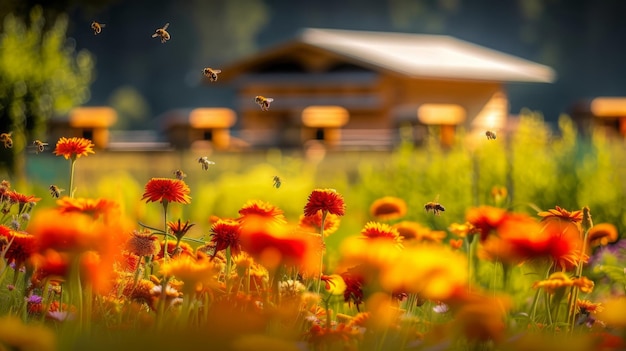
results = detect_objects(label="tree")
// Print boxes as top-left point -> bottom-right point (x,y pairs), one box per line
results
0,6 -> 94,178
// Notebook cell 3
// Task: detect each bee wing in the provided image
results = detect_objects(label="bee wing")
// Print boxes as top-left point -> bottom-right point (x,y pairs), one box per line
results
100,23 -> 106,28
163,23 -> 170,30
266,98 -> 274,103
152,33 -> 159,37
214,69 -> 222,73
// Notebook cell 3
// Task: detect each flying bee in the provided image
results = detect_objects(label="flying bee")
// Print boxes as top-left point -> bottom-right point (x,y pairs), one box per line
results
91,21 -> 105,35
173,169 -> 187,180
152,23 -> 171,43
485,130 -> 497,140
272,176 -> 282,189
255,96 -> 274,111
202,67 -> 222,82
32,140 -> 49,154
197,157 -> 215,171
424,195 -> 445,216
49,185 -> 64,198
0,132 -> 13,149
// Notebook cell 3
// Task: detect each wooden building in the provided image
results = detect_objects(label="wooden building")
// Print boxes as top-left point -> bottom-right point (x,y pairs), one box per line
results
218,28 -> 555,149
49,107 -> 117,149
570,97 -> 626,138
160,108 -> 237,150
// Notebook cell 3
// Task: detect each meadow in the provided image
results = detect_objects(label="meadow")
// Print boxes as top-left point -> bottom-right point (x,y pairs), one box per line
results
1,110 -> 625,350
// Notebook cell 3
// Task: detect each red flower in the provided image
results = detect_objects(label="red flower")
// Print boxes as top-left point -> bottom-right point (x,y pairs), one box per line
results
239,215 -> 316,271
304,188 -> 346,217
167,219 -> 195,241
53,137 -> 95,160
465,206 -> 507,241
7,190 -> 41,205
209,219 -> 242,256
0,226 -> 35,267
340,268 -> 365,311
141,178 -> 191,204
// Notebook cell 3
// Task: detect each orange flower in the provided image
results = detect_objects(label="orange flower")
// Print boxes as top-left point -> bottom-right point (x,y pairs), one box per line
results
155,240 -> 194,261
465,206 -> 507,241
532,273 -> 569,292
448,222 -> 480,239
449,239 -> 464,250
126,229 -> 161,257
587,223 -> 618,248
209,219 -> 242,256
577,299 -> 604,314
361,221 -> 403,246
53,137 -> 95,160
238,200 -> 286,224
56,197 -> 120,221
369,196 -> 407,221
304,188 -> 346,217
141,178 -> 191,204
450,293 -> 510,343
28,209 -> 103,254
0,226 -> 35,267
298,211 -> 341,237
538,206 -> 583,223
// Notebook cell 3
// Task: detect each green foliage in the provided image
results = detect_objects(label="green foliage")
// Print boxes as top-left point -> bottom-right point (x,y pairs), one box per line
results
0,6 -> 94,175
357,112 -> 626,237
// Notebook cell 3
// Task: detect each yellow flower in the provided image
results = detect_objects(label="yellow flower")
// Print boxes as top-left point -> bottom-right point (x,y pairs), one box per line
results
160,255 -> 221,293
0,315 -> 56,351
587,223 -> 618,247
369,196 -> 407,221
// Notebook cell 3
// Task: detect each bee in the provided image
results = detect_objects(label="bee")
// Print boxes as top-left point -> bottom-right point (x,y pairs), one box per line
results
152,23 -> 171,43
32,140 -> 49,154
424,196 -> 445,216
202,67 -> 222,82
91,21 -> 105,35
0,132 -> 13,149
173,169 -> 187,180
272,176 -> 282,189
49,185 -> 64,198
485,130 -> 497,140
255,96 -> 274,111
197,157 -> 215,171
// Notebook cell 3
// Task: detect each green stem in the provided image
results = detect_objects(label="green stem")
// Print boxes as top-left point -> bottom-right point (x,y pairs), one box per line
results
315,211 -> 328,295
162,201 -> 169,262
69,157 -> 76,198
225,246 -> 232,293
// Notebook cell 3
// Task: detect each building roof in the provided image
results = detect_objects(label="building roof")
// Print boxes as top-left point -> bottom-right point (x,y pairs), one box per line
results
221,28 -> 556,83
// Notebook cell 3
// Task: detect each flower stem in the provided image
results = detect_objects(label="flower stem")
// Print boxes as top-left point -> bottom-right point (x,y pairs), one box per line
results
568,207 -> 593,332
162,201 -> 169,262
69,157 -> 76,198
316,211 -> 328,295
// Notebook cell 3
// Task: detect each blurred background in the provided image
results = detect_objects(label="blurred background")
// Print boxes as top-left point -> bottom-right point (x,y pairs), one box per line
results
2,0 -> 625,128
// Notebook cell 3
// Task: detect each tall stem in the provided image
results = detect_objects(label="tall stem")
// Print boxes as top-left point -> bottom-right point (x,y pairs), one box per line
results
162,201 -> 169,262
69,157 -> 76,198
316,210 -> 328,295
